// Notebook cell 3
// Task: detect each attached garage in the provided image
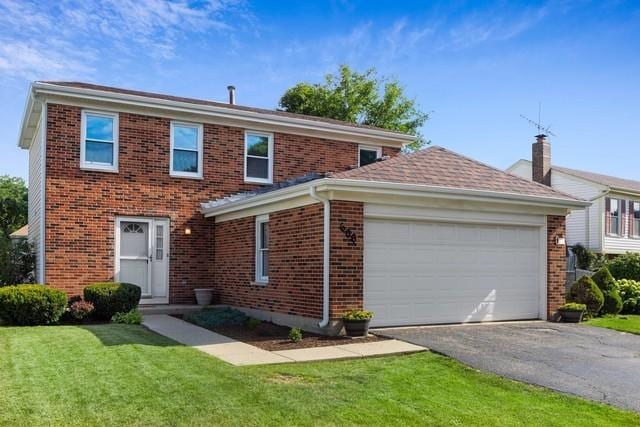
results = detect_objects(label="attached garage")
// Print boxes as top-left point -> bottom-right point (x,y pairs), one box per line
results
364,205 -> 546,327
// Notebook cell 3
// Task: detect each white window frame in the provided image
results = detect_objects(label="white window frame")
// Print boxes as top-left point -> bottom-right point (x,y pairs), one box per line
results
358,144 -> 382,167
631,200 -> 640,238
244,130 -> 274,184
170,121 -> 204,179
607,198 -> 622,236
255,214 -> 269,284
80,110 -> 119,172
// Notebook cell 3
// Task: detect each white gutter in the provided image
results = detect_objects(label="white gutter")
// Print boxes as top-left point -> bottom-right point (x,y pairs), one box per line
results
309,186 -> 330,329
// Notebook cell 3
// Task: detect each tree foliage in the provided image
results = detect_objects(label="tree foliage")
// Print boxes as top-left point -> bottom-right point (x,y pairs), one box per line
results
278,65 -> 429,151
0,176 -> 28,239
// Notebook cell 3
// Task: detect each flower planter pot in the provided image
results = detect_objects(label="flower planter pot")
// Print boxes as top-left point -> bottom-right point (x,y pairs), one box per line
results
559,309 -> 584,323
194,289 -> 214,306
343,319 -> 371,337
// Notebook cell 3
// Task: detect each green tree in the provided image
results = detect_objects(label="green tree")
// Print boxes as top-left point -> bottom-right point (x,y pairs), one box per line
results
0,176 -> 28,239
279,65 -> 429,151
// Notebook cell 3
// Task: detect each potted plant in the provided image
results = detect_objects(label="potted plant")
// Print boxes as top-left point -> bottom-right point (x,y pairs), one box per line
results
558,302 -> 587,323
193,288 -> 214,306
342,309 -> 374,337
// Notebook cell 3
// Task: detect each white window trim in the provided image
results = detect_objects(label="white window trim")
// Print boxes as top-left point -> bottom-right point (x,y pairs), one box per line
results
244,130 -> 274,184
255,214 -> 269,284
170,121 -> 204,179
358,144 -> 382,167
631,200 -> 640,238
607,198 -> 622,237
80,110 -> 119,172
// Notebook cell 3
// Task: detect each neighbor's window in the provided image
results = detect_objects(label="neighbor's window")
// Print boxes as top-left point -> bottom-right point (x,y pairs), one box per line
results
170,122 -> 203,178
631,201 -> 640,238
606,198 -> 622,236
358,145 -> 381,167
245,131 -> 273,184
255,215 -> 269,283
81,110 -> 118,171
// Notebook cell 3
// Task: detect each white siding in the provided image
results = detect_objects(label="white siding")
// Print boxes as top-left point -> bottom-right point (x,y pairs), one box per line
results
27,113 -> 44,283
603,193 -> 640,254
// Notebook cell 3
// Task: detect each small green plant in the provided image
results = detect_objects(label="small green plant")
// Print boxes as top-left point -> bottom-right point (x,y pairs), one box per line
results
0,284 -> 67,325
558,303 -> 586,312
288,327 -> 303,343
69,299 -> 95,321
567,276 -> 604,317
246,318 -> 262,330
183,307 -> 248,328
342,309 -> 374,321
84,282 -> 141,320
111,309 -> 142,325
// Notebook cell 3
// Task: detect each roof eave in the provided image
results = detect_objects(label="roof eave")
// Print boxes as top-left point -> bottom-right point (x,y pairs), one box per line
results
17,84 -> 42,149
31,82 -> 414,147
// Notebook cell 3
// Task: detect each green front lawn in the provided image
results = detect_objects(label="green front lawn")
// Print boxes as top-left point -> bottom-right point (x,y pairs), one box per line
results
585,314 -> 640,335
0,324 -> 637,426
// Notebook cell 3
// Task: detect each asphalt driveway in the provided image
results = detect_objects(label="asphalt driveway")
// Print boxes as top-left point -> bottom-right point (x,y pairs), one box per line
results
377,322 -> 640,412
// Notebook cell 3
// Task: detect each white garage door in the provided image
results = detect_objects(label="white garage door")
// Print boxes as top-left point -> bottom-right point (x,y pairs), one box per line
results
364,218 -> 542,327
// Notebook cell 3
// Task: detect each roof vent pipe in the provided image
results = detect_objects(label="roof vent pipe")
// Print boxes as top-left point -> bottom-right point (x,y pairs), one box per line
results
227,85 -> 236,105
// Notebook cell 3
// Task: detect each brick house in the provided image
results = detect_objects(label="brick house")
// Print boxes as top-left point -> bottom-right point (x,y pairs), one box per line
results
19,82 -> 588,334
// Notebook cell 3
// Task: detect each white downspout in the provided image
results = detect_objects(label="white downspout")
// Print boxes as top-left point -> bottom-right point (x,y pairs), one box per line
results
310,186 -> 330,329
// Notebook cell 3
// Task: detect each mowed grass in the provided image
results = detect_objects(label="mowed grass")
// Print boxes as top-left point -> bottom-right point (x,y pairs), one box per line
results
586,314 -> 640,335
0,324 -> 638,427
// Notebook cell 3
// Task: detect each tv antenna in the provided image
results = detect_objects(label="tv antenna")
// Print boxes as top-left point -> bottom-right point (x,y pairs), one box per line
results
520,102 -> 556,138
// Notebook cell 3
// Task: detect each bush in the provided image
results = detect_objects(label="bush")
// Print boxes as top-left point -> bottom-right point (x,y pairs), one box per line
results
0,239 -> 35,286
183,307 -> 248,328
69,299 -> 94,321
568,276 -> 604,316
601,290 -> 623,315
0,284 -> 67,325
111,309 -> 142,325
341,309 -> 374,321
608,252 -> 640,281
83,282 -> 141,320
572,243 -> 596,270
591,267 -> 617,292
246,318 -> 262,330
591,267 -> 622,315
616,279 -> 640,314
558,302 -> 586,312
289,327 -> 303,343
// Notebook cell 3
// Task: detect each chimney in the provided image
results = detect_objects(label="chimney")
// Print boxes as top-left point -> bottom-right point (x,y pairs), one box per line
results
532,134 -> 551,186
227,85 -> 236,105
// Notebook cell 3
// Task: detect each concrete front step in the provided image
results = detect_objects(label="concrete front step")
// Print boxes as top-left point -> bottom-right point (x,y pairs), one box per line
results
139,304 -> 219,316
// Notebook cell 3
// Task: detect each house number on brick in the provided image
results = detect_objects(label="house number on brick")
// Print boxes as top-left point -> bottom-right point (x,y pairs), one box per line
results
339,222 -> 357,246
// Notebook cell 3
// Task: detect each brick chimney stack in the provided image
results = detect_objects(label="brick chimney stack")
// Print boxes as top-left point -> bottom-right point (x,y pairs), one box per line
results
532,134 -> 551,186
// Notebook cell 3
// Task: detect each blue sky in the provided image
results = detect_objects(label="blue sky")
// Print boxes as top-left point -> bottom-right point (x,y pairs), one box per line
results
1,0 -> 639,182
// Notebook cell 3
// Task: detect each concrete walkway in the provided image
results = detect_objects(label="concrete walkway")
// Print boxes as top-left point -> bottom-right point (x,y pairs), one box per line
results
143,314 -> 424,366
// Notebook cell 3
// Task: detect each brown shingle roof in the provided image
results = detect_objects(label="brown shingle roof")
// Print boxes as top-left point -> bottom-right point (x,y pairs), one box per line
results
38,81 -> 409,136
553,165 -> 640,194
331,146 -> 581,200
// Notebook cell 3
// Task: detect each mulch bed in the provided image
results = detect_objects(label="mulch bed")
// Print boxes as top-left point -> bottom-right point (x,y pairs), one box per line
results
173,314 -> 386,351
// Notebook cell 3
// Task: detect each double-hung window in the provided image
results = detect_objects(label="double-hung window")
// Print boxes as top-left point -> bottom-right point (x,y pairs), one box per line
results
81,110 -> 118,172
606,198 -> 623,236
358,145 -> 382,167
255,215 -> 269,283
245,131 -> 273,184
631,201 -> 640,238
170,122 -> 203,178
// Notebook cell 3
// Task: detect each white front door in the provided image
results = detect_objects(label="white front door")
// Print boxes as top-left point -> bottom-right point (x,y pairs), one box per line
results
364,218 -> 542,327
115,217 -> 169,303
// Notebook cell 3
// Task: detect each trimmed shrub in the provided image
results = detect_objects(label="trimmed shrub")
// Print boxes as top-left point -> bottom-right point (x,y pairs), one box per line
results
601,290 -> 623,315
568,276 -> 604,316
0,284 -> 66,325
591,267 -> 617,292
591,267 -> 622,315
183,307 -> 248,328
608,252 -> 640,281
84,282 -> 141,320
289,327 -> 303,343
111,309 -> 142,325
617,279 -> 640,314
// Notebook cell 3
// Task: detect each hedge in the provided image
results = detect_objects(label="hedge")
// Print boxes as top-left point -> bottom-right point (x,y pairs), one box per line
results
0,284 -> 67,325
84,282 -> 141,320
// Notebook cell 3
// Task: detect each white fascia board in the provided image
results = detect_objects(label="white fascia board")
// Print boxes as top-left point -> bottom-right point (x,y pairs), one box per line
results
201,178 -> 591,218
17,87 -> 43,149
29,82 -> 413,147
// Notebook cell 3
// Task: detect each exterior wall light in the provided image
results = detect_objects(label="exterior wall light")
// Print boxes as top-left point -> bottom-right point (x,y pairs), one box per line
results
556,236 -> 566,246
185,228 -> 192,235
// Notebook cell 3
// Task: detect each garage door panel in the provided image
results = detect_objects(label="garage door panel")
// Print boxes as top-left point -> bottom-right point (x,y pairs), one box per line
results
364,218 -> 542,327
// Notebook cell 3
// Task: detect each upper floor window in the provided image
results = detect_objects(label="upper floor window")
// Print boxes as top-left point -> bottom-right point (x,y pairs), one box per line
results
81,110 -> 118,172
245,131 -> 273,184
606,197 -> 623,236
255,215 -> 269,283
358,145 -> 382,167
631,201 -> 640,238
170,122 -> 203,179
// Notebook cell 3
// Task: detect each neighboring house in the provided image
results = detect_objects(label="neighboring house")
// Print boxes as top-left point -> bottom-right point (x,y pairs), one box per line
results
18,82 -> 587,333
9,225 -> 28,242
508,137 -> 640,255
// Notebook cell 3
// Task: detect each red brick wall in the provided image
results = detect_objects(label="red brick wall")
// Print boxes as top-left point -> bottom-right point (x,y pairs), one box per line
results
213,204 -> 324,318
329,201 -> 364,318
44,103 -> 379,302
546,215 -> 567,317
